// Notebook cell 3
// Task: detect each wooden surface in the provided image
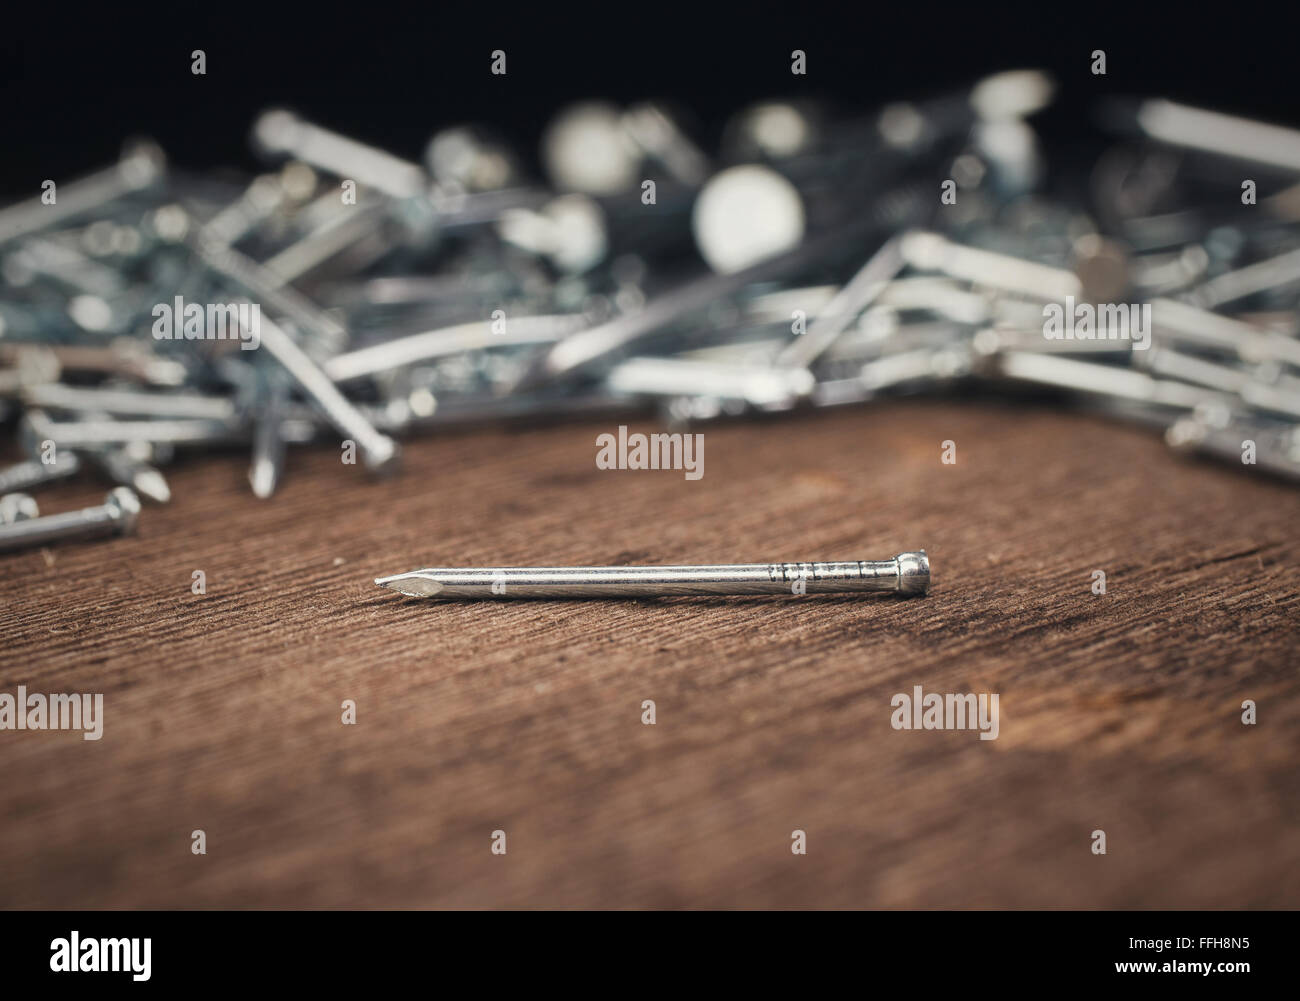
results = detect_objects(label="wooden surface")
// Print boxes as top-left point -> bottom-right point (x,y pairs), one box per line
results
1,399 -> 1298,909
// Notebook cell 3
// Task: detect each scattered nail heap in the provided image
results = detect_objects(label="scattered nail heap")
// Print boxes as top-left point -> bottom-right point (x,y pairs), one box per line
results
3,72 -> 1300,556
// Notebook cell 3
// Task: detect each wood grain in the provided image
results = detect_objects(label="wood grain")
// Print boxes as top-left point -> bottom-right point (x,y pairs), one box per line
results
1,399 -> 1297,908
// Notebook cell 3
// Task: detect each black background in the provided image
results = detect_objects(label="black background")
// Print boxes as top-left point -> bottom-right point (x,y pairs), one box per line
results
0,909 -> 1283,988
2,2 -> 1299,196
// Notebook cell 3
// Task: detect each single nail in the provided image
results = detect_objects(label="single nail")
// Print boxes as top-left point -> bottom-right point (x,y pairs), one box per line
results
900,230 -> 1083,301
607,356 -> 814,407
424,124 -> 526,195
203,173 -> 295,247
376,553 -> 930,599
1136,100 -> 1300,173
813,345 -> 971,408
253,110 -> 428,199
1186,246 -> 1300,310
1167,412 -> 1300,481
249,372 -> 289,499
0,487 -> 140,554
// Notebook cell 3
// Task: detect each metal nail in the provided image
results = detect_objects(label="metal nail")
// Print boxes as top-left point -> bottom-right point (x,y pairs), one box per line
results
0,487 -> 140,553
245,305 -> 400,472
0,140 -> 166,246
376,552 -> 930,599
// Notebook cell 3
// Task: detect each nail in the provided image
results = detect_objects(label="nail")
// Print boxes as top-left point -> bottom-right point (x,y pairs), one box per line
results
607,356 -> 815,407
900,230 -> 1083,301
4,235 -> 127,298
0,140 -> 166,246
776,234 -> 906,369
259,200 -> 393,285
1136,100 -> 1300,173
249,372 -> 289,499
424,125 -> 522,192
513,220 -> 878,391
0,340 -> 188,386
691,164 -> 806,274
0,487 -> 140,554
0,493 -> 39,524
187,228 -> 350,355
323,314 -> 584,383
84,447 -> 172,504
247,306 -> 400,472
812,345 -> 971,408
376,552 -> 930,599
497,194 -> 609,274
1142,346 -> 1300,419
390,388 -> 630,430
620,103 -> 712,188
541,102 -> 646,195
253,110 -> 428,199
970,326 -> 1132,357
1186,246 -> 1300,310
0,453 -> 81,493
21,408 -> 242,449
203,173 -> 295,247
1167,412 -> 1300,481
0,348 -> 61,396
990,350 -> 1230,411
20,384 -> 238,421
1152,298 -> 1300,368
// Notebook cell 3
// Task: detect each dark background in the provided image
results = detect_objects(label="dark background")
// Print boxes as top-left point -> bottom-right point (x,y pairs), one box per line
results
3,2 -> 1299,196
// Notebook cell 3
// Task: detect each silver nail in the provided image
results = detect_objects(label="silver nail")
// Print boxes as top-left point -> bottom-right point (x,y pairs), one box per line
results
0,487 -> 140,554
0,141 -> 166,246
1136,100 -> 1300,173
376,552 -> 930,599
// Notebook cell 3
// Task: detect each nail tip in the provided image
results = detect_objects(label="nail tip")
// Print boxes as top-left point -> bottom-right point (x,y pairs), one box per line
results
374,571 -> 443,598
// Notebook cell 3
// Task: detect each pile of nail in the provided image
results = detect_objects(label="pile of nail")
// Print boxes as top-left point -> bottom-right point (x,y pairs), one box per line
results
4,69 -> 1300,548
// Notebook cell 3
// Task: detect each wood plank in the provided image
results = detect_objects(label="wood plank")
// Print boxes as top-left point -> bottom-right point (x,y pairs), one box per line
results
1,399 -> 1297,907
